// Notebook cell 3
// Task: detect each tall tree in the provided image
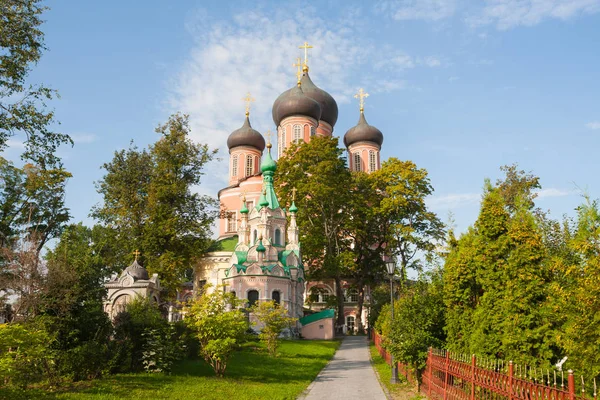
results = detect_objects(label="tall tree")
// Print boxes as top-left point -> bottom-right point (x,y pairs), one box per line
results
93,114 -> 218,292
275,136 -> 352,327
372,158 -> 445,286
1,0 -> 72,166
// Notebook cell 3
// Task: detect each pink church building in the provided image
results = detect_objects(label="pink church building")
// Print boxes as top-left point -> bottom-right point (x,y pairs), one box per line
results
195,52 -> 385,336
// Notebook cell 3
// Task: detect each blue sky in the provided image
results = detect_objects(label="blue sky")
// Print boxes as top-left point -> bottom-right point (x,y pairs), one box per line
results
5,0 -> 600,236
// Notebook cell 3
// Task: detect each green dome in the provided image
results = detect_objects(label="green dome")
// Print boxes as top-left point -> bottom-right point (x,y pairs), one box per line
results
256,239 -> 266,253
240,199 -> 249,214
260,145 -> 277,173
289,201 -> 298,213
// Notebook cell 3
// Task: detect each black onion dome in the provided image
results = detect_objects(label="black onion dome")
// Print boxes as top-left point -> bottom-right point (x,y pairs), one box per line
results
272,88 -> 292,125
300,72 -> 338,127
124,260 -> 149,280
343,112 -> 384,148
227,116 -> 266,151
274,85 -> 321,126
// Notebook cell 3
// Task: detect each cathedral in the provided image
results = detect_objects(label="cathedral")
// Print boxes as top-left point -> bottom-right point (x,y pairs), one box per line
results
194,43 -> 385,337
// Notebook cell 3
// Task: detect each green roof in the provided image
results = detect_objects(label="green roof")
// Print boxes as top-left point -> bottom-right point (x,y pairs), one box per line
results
208,236 -> 238,252
299,309 -> 335,326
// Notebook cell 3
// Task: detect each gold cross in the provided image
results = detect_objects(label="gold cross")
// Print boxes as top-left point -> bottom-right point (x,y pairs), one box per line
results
291,187 -> 297,201
265,130 -> 272,145
133,249 -> 141,261
239,190 -> 247,202
292,57 -> 303,83
354,88 -> 369,112
242,92 -> 255,116
299,41 -> 313,70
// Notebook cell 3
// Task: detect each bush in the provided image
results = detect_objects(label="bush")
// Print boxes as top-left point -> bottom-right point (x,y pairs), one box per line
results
0,323 -> 55,388
186,288 -> 248,376
251,301 -> 296,357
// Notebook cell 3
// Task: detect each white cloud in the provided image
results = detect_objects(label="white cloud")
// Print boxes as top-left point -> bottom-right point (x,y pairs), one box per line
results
426,192 -> 480,210
423,56 -> 442,67
467,0 -> 600,30
6,139 -> 25,149
535,188 -> 573,198
378,0 -> 457,21
448,76 -> 460,82
585,121 -> 600,130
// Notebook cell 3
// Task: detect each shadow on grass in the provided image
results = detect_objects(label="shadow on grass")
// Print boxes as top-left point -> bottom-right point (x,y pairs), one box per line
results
0,339 -> 341,400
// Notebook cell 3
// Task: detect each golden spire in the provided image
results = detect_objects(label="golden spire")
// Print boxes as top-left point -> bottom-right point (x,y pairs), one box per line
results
291,187 -> 297,201
239,190 -> 247,202
299,41 -> 313,72
265,129 -> 272,149
354,88 -> 369,113
293,57 -> 303,85
242,92 -> 255,117
133,249 -> 140,262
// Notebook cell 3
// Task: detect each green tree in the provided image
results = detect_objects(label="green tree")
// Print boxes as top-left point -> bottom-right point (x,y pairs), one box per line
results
251,300 -> 296,356
275,136 -> 352,327
1,0 -> 72,166
444,166 -> 554,365
93,114 -> 218,292
186,288 -> 248,376
372,158 -> 445,285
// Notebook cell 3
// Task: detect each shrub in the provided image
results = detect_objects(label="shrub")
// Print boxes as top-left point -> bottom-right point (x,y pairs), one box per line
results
186,288 -> 248,376
0,323 -> 55,388
251,301 -> 296,357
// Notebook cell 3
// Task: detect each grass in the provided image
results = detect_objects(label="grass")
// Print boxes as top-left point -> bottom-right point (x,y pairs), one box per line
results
1,339 -> 340,400
369,344 -> 425,400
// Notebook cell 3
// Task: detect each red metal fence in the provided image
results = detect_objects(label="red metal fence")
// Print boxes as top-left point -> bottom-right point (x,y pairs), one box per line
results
372,331 -> 590,400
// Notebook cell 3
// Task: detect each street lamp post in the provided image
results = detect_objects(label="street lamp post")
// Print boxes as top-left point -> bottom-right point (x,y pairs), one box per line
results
386,260 -> 399,384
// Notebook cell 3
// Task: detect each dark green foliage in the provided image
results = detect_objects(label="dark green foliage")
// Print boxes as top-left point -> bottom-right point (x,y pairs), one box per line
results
375,272 -> 446,378
92,114 -> 218,293
0,0 -> 72,167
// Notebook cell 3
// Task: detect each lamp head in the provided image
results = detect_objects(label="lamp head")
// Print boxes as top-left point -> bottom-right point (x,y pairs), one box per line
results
386,260 -> 396,276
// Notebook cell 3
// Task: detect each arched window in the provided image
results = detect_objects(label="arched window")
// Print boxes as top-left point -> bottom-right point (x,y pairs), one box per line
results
281,128 -> 287,153
369,150 -> 377,172
253,230 -> 258,243
353,152 -> 362,172
232,155 -> 238,177
272,290 -> 281,304
227,211 -> 236,232
293,124 -> 302,143
274,229 -> 281,245
248,290 -> 259,307
310,126 -> 316,137
346,289 -> 359,303
245,155 -> 253,176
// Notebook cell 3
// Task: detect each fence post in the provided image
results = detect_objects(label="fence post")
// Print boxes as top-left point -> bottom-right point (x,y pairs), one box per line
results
444,351 -> 450,400
471,354 -> 476,400
568,370 -> 575,400
508,361 -> 514,400
428,348 -> 433,397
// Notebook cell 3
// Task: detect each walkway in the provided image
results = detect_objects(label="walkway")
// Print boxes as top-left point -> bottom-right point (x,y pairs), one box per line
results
300,336 -> 387,400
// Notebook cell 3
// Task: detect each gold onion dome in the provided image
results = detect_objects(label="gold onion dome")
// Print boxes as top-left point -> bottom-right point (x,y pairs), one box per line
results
227,114 -> 266,151
272,84 -> 321,126
343,111 -> 384,148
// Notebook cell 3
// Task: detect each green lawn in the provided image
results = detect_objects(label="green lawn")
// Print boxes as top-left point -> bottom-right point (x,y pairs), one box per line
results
2,340 -> 340,400
369,344 -> 423,400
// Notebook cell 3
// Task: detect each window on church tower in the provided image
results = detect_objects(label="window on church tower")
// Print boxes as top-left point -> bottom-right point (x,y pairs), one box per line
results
253,230 -> 258,243
353,152 -> 362,172
281,128 -> 286,153
232,155 -> 238,177
245,155 -> 253,176
274,228 -> 281,245
227,212 -> 237,232
272,290 -> 281,304
310,126 -> 316,137
369,150 -> 377,172
293,124 -> 302,143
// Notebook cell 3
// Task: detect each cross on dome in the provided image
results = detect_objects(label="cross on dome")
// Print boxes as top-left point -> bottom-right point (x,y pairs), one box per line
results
354,88 -> 369,113
293,57 -> 303,84
242,92 -> 255,116
299,41 -> 313,71
133,249 -> 141,261
265,129 -> 273,148
291,187 -> 297,201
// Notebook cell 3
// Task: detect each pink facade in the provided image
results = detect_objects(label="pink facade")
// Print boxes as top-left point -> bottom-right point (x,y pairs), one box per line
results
347,142 -> 381,173
302,318 -> 335,340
